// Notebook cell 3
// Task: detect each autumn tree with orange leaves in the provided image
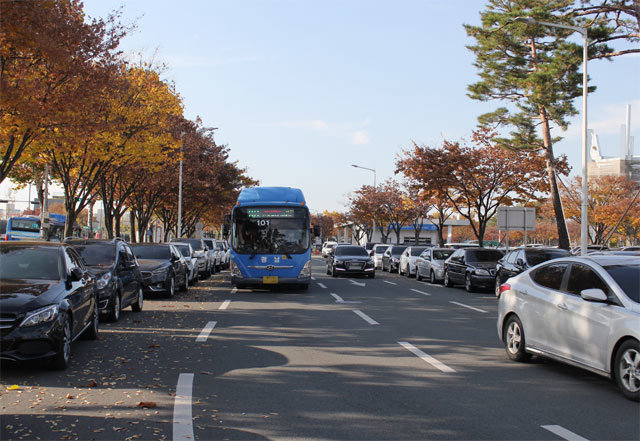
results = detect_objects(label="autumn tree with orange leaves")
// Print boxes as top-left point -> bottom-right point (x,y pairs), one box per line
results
397,129 -> 562,247
560,175 -> 639,245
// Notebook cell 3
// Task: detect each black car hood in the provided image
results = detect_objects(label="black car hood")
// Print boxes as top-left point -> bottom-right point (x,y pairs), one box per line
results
137,259 -> 169,271
86,264 -> 114,278
0,280 -> 65,312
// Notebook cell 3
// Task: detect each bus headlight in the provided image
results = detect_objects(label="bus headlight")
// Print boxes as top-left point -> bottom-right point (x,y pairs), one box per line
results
230,261 -> 243,278
298,260 -> 311,278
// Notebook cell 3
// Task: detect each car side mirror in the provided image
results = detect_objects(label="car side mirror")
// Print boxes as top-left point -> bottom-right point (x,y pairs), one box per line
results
69,267 -> 84,282
581,288 -> 608,302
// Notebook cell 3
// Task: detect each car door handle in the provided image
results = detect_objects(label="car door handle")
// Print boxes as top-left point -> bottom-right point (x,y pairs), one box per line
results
556,302 -> 568,310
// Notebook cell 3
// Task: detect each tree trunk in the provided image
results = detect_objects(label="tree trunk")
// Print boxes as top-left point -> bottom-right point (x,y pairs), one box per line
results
88,201 -> 94,237
129,211 -> 136,243
64,198 -> 77,239
115,214 -> 121,238
102,199 -> 114,239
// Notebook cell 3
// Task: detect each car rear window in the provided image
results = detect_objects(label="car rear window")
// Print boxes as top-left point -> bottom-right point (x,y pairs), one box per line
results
525,249 -> 571,266
603,264 -> 639,303
335,246 -> 368,256
0,247 -> 61,280
466,249 -> 504,262
131,245 -> 171,260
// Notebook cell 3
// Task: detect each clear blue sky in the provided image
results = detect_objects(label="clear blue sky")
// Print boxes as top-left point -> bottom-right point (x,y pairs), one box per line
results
5,0 -> 638,212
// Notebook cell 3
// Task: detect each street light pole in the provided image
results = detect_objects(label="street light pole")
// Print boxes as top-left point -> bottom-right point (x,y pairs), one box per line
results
177,142 -> 183,239
351,164 -> 377,243
515,17 -> 589,255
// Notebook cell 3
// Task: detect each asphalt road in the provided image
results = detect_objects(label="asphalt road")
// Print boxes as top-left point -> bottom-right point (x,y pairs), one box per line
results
1,256 -> 638,441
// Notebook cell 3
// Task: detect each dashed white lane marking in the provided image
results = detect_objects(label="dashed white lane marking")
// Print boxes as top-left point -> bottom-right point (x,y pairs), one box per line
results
311,276 -> 316,280
449,301 -> 487,313
196,321 -> 217,342
230,287 -> 237,294
330,293 -> 344,302
173,373 -> 194,441
541,425 -> 590,441
349,279 -> 366,287
410,288 -> 431,296
352,310 -> 379,325
219,300 -> 231,310
318,282 -> 327,289
398,341 -> 456,373
383,280 -> 397,286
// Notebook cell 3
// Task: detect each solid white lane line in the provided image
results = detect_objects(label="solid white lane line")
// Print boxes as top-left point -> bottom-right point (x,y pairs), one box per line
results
384,280 -> 397,285
330,293 -> 344,303
219,300 -> 231,310
196,321 -> 217,342
398,341 -> 456,373
410,288 -> 431,296
352,310 -> 379,325
173,373 -> 194,441
449,301 -> 487,313
230,287 -> 237,294
318,282 -> 327,289
541,425 -> 590,441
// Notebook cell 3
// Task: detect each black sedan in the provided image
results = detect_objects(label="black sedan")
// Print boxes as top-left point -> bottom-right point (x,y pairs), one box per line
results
494,247 -> 571,296
0,242 -> 99,369
131,243 -> 189,297
326,245 -> 375,278
381,245 -> 407,272
444,247 -> 505,292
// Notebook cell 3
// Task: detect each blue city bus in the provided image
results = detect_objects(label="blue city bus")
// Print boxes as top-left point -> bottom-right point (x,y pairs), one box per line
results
4,216 -> 41,240
229,187 -> 311,289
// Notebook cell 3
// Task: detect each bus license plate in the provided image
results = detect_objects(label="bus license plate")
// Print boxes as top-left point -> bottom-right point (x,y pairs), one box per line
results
263,276 -> 278,284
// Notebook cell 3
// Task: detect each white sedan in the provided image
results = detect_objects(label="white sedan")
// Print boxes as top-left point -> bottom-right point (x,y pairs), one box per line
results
497,255 -> 639,401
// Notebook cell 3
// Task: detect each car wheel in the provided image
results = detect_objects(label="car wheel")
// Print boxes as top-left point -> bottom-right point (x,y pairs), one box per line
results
167,274 -> 175,298
50,314 -> 72,370
416,269 -> 422,281
614,339 -> 640,401
83,298 -> 99,340
430,270 -> 436,284
181,272 -> 189,292
132,287 -> 143,312
192,272 -> 198,285
369,272 -> 375,279
108,292 -> 121,322
444,271 -> 454,287
465,273 -> 475,293
504,315 -> 531,362
331,266 -> 337,278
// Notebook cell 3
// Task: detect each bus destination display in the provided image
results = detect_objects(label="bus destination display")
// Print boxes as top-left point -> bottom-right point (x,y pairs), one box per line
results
246,208 -> 296,218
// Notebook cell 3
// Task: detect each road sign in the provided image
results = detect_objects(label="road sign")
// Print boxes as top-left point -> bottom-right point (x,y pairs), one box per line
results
497,207 -> 535,231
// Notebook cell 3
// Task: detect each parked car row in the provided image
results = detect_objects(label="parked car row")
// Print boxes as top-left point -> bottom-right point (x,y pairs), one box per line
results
0,237 -> 229,370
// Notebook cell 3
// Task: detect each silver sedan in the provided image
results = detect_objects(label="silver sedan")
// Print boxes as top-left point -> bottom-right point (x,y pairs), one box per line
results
497,255 -> 640,401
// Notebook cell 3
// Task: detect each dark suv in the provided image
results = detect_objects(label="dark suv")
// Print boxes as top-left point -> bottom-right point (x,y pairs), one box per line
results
494,247 -> 570,296
65,238 -> 143,321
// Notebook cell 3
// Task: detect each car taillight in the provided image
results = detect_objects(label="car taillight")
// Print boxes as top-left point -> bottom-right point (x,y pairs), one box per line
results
499,283 -> 511,295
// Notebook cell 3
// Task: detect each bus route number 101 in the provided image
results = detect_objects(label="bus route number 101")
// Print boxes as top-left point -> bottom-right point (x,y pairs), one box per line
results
256,219 -> 270,227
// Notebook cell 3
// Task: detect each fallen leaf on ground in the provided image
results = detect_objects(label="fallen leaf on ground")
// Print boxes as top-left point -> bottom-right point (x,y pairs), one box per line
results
65,394 -> 75,399
136,401 -> 157,408
7,385 -> 20,390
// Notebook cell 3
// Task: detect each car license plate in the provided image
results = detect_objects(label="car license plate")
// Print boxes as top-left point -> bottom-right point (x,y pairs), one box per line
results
263,276 -> 278,284
348,263 -> 359,269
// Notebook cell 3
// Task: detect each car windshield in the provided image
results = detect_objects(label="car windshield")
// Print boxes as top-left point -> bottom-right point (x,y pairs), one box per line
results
174,245 -> 191,257
183,239 -> 202,251
603,264 -> 639,302
391,246 -> 407,256
73,244 -> 115,266
10,218 -> 40,232
0,247 -> 61,280
374,245 -> 389,253
203,240 -> 215,249
131,245 -> 171,260
232,206 -> 309,255
525,249 -> 571,266
411,247 -> 427,256
335,246 -> 368,256
433,250 -> 454,260
466,249 -> 504,262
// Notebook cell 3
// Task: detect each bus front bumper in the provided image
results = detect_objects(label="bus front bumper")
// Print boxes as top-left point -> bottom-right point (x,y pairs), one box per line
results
231,276 -> 310,288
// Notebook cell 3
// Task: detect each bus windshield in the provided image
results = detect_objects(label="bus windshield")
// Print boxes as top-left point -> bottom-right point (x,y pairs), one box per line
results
232,206 -> 309,255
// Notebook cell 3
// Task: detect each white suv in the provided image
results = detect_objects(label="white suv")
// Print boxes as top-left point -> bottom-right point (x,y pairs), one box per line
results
321,241 -> 337,258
